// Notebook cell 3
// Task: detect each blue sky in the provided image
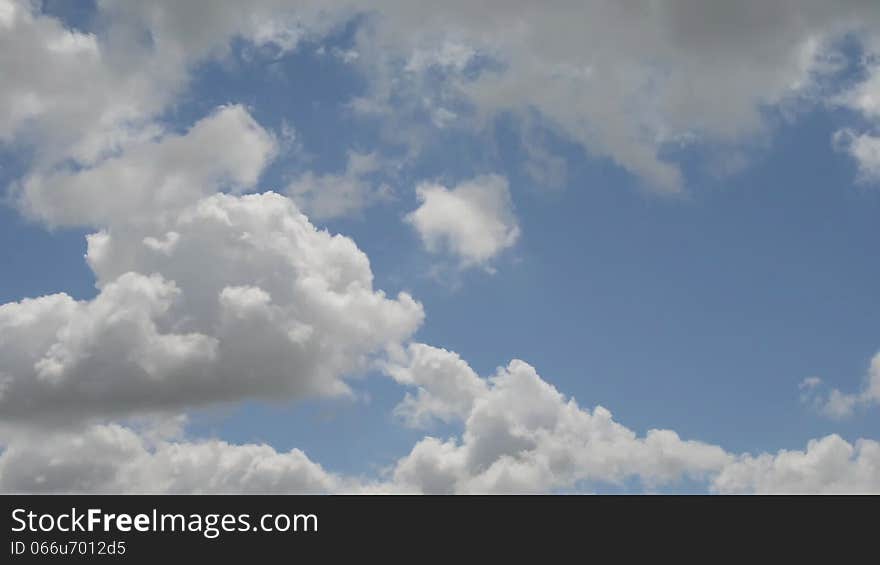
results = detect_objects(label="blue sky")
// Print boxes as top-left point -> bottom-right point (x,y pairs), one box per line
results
1,1 -> 880,493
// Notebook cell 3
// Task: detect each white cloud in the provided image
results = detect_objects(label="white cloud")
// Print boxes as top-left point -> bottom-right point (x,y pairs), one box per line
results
17,105 -> 276,228
2,0 -> 880,495
0,423 -> 347,493
0,0 -> 174,163
0,344 -> 737,493
349,0 -> 880,191
0,0 -> 350,179
8,0 -> 880,194
386,345 -> 880,494
385,343 -> 488,427
0,191 -> 424,423
713,434 -> 880,494
405,174 -> 520,268
286,151 -> 391,220
834,54 -> 880,185
2,341 -> 879,494
386,344 -> 731,493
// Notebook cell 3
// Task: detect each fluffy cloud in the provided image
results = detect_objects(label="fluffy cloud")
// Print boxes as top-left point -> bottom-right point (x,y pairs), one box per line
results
0,423 -> 346,493
17,105 -> 276,227
1,23 -> 423,425
0,0 -> 174,163
0,0 -> 346,168
713,434 -> 880,494
386,345 -> 880,494
405,175 -> 520,268
9,0 -> 880,194
385,343 -> 488,427
3,342 -> 879,494
0,192 -> 424,423
3,0 -> 880,496
386,344 -> 730,493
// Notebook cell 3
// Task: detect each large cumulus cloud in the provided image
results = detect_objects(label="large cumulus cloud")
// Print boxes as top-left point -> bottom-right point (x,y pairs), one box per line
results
0,191 -> 423,423
383,345 -> 880,494
386,344 -> 731,493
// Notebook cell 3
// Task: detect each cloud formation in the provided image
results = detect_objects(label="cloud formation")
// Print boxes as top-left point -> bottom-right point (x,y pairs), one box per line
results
9,0 -> 880,195
713,434 -> 880,494
0,0 -> 173,163
4,344 -> 877,494
351,0 -> 880,191
0,191 -> 423,423
17,105 -> 276,227
405,175 -> 520,268
0,423 -> 346,494
1,0 -> 879,495
387,344 -> 730,493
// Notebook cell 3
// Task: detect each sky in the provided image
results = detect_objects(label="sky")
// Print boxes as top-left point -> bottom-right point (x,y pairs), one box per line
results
1,0 -> 880,493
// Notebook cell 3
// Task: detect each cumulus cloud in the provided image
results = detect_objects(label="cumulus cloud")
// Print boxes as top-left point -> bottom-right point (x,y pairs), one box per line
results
2,0 -> 880,496
17,105 -> 276,227
385,343 -> 488,427
0,192 -> 424,423
0,423 -> 346,494
2,342 -> 879,494
713,434 -> 880,494
385,345 -> 880,494
0,0 -> 173,163
0,17 -> 423,426
405,175 -> 520,268
0,0 -> 351,186
385,344 -> 731,493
